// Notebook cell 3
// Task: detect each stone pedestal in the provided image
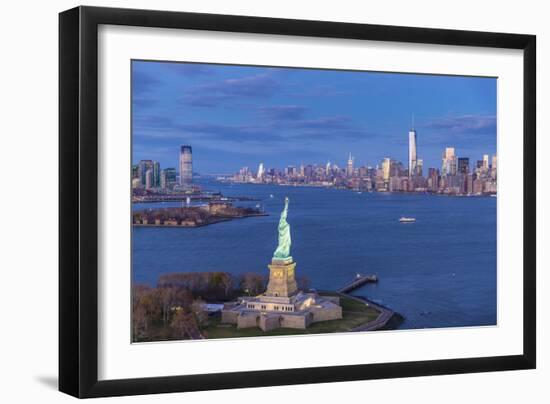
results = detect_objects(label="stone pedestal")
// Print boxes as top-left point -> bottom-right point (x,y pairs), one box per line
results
265,257 -> 298,298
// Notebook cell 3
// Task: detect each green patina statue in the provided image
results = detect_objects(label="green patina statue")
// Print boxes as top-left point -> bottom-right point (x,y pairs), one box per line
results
273,197 -> 291,260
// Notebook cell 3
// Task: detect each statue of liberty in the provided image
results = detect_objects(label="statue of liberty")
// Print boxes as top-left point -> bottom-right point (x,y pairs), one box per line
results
273,197 -> 291,260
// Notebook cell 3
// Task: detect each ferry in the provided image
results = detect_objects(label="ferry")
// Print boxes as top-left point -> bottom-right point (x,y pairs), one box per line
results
399,217 -> 416,223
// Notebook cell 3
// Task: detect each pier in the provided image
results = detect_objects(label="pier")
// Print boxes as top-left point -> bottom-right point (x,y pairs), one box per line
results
329,274 -> 399,332
337,273 -> 378,294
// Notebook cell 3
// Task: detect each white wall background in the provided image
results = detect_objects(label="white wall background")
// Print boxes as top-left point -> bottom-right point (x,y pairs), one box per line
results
0,0 -> 546,402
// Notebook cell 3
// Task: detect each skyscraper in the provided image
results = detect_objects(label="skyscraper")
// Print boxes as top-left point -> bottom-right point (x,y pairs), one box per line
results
160,167 -> 177,189
482,154 -> 490,175
285,165 -> 296,176
408,127 -> 417,177
441,147 -> 457,176
382,157 -> 391,182
458,157 -> 470,174
138,159 -> 154,186
257,162 -> 265,180
153,161 -> 161,187
131,164 -> 139,180
145,169 -> 153,190
179,145 -> 193,185
416,159 -> 423,177
160,169 -> 167,190
491,155 -> 497,179
347,153 -> 354,177
305,164 -> 313,178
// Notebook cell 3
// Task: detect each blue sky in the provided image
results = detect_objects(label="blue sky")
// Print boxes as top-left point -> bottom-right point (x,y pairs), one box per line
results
132,60 -> 496,174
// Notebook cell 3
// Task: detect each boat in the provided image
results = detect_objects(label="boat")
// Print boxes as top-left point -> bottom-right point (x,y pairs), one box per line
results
399,217 -> 416,223
269,194 -> 274,198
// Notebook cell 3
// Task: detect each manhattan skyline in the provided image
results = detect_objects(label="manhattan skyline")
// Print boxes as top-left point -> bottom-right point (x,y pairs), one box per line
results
132,60 -> 496,173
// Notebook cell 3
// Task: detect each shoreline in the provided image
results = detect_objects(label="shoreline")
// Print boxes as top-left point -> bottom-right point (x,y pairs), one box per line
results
132,213 -> 268,228
213,180 -> 496,198
345,294 -> 403,331
320,290 -> 402,332
132,195 -> 260,204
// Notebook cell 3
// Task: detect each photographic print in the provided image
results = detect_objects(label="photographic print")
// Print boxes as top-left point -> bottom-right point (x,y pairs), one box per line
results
131,60 -> 497,342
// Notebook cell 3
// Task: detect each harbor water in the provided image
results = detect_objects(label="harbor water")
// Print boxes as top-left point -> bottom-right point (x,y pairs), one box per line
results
132,179 -> 497,330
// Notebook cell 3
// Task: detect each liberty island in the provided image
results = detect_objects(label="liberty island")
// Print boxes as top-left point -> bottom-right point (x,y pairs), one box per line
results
221,197 -> 344,331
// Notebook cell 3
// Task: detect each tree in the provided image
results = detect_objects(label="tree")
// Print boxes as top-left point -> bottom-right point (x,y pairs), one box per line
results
173,287 -> 193,310
170,308 -> 203,340
133,304 -> 148,341
158,286 -> 176,325
171,309 -> 193,339
191,298 -> 209,327
219,273 -> 233,297
240,273 -> 266,296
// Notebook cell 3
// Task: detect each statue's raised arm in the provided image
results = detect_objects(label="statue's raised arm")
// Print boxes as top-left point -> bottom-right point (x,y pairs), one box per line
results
280,197 -> 289,220
273,197 -> 291,260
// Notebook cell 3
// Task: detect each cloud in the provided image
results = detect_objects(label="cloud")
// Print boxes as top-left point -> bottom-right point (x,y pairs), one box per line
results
132,98 -> 158,109
133,115 -> 174,131
181,73 -> 279,107
259,105 -> 307,121
133,116 -> 284,144
177,122 -> 284,143
166,63 -> 216,76
132,70 -> 160,96
424,114 -> 496,135
133,110 -> 369,144
295,115 -> 352,130
291,84 -> 352,98
132,69 -> 162,108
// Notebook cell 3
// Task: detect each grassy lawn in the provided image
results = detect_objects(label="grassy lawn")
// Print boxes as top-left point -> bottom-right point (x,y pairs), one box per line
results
202,293 -> 381,339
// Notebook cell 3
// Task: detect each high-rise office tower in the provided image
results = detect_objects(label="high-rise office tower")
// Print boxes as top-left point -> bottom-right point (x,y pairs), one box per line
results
305,165 -> 313,178
475,160 -> 484,174
491,155 -> 497,179
179,145 -> 193,185
145,169 -> 153,190
482,154 -> 490,175
325,161 -> 331,176
416,159 -> 423,177
458,157 -> 470,174
131,164 -> 139,180
347,153 -> 354,177
382,157 -> 391,182
428,168 -> 440,192
160,167 -> 176,189
153,161 -> 161,188
138,159 -> 154,186
165,168 -> 176,185
257,162 -> 265,180
441,147 -> 457,176
160,169 -> 167,189
408,126 -> 417,177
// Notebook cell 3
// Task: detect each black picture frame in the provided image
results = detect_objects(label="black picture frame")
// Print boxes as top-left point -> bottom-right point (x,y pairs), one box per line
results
59,5 -> 536,398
